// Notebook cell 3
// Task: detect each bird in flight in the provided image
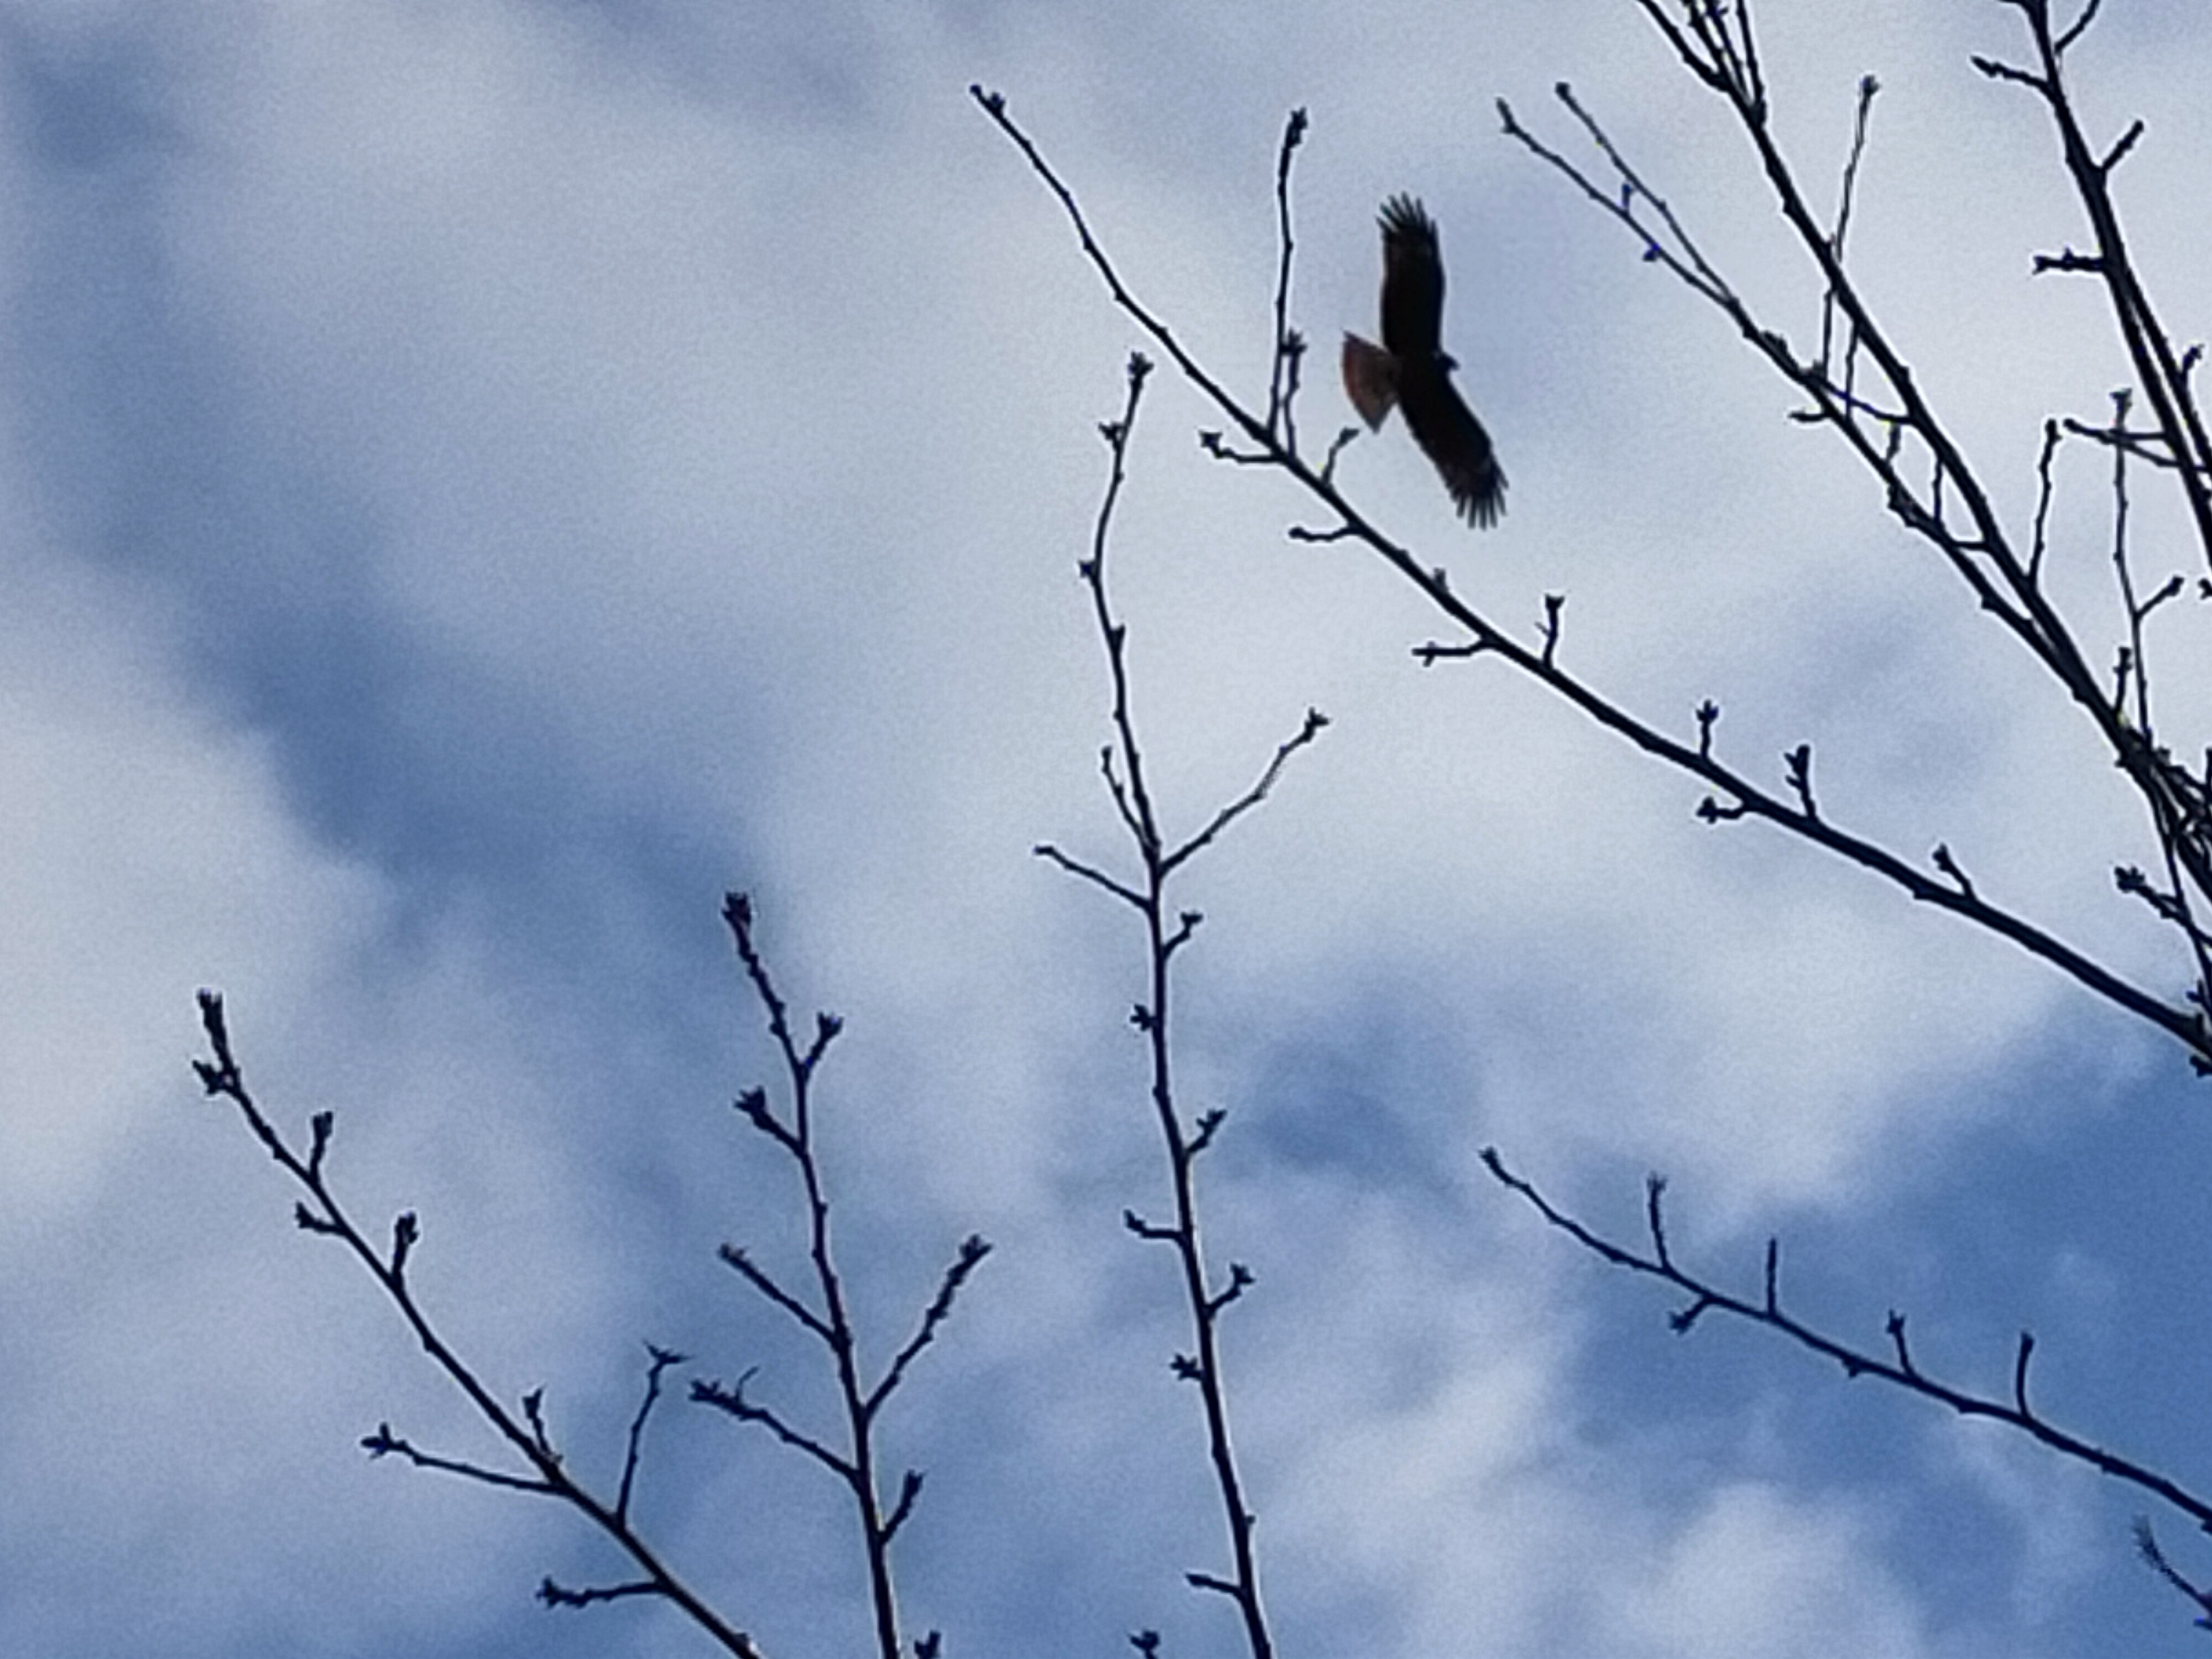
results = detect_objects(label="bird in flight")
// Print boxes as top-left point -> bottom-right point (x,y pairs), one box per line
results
1342,195 -> 1506,528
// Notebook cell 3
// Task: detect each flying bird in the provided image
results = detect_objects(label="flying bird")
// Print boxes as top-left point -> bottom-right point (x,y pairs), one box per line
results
1342,195 -> 1506,528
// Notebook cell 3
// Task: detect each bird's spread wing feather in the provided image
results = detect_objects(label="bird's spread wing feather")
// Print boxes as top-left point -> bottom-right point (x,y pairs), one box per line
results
1377,195 -> 1444,361
1400,366 -> 1507,528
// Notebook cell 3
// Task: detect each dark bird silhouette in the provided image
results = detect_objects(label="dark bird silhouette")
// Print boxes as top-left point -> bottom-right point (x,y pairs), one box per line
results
1342,195 -> 1506,528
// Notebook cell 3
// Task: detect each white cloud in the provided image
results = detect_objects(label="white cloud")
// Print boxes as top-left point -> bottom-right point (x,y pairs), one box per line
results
1610,1481 -> 1929,1658
0,553 -> 378,1243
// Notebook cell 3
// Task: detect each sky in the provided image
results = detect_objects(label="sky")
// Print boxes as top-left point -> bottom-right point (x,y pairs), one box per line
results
3,1 -> 2211,1655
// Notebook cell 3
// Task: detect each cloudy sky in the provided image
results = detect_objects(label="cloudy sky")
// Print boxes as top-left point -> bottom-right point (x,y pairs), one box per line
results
5,2 -> 2212,1655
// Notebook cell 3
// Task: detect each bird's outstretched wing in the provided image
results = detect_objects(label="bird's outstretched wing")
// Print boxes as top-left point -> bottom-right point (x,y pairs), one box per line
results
1398,365 -> 1506,528
1377,195 -> 1445,362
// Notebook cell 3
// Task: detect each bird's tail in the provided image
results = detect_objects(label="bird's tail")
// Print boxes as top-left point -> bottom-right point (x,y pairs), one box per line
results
1341,333 -> 1397,430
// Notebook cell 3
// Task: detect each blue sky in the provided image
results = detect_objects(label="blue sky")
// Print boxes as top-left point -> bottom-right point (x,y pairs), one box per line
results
3,2 -> 2211,1655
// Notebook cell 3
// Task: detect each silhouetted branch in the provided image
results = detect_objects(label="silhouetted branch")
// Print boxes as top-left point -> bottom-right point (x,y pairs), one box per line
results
2030,418 -> 2060,582
2062,415 -> 2206,476
1538,593 -> 1564,669
1032,840 -> 1146,908
1125,1207 -> 1181,1244
1481,1146 -> 2212,1536
2136,1519 -> 2212,1631
1165,709 -> 1330,876
1817,74 -> 1879,393
709,895 -> 987,1659
191,990 -> 766,1659
1265,107 -> 1311,451
882,1469 -> 925,1545
360,1422 -> 554,1494
1035,349 -> 1295,1659
718,1243 -> 834,1343
869,1235 -> 993,1418
540,1576 -> 661,1610
617,1345 -> 687,1525
1979,1 -> 2212,564
1501,4 -> 2212,1054
691,1369 -> 854,1479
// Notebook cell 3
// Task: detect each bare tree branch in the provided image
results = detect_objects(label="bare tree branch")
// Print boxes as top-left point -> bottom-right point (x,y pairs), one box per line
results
707,894 -> 988,1659
191,990 -> 767,1659
1481,1146 -> 2212,1536
617,1345 -> 687,1526
1036,348 -> 1305,1659
868,1235 -> 994,1420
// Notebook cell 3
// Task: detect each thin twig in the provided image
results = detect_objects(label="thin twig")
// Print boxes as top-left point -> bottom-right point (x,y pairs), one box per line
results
1265,108 -> 1310,449
617,1345 -> 687,1525
1481,1146 -> 2212,1534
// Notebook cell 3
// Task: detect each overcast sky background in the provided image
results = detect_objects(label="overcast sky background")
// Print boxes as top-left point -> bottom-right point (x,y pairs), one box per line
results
4,2 -> 2211,1655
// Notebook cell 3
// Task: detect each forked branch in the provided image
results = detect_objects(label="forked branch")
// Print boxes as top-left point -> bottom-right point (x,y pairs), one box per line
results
698,894 -> 989,1659
1035,351 -> 1312,1659
191,990 -> 765,1659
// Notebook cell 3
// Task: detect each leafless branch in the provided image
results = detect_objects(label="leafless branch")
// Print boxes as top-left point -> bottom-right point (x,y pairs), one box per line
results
1164,708 -> 1331,875
540,1575 -> 662,1610
1036,348 -> 1298,1659
1980,1 -> 2212,561
708,895 -> 990,1659
1265,107 -> 1310,451
690,1369 -> 855,1479
359,1423 -> 554,1494
2136,1519 -> 2212,1631
617,1345 -> 687,1525
718,1241 -> 834,1344
868,1234 -> 994,1419
191,990 -> 766,1659
1483,1146 -> 2212,1533
1032,840 -> 1147,907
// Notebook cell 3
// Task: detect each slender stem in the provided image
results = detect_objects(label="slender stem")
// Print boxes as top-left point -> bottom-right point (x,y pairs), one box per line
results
722,899 -> 906,1659
1051,356 -> 1282,1659
1483,1146 -> 2212,1536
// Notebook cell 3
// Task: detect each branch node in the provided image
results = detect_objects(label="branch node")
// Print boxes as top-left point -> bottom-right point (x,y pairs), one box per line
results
1783,743 -> 1818,818
1932,842 -> 1976,900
